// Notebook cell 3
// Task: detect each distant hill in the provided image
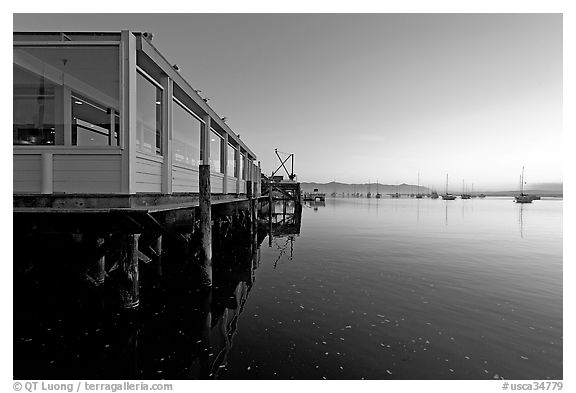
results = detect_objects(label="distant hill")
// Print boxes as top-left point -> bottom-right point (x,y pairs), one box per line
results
299,181 -> 563,197
300,181 -> 430,195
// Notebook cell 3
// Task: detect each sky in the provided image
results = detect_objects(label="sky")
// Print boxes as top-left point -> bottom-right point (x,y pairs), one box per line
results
13,13 -> 563,190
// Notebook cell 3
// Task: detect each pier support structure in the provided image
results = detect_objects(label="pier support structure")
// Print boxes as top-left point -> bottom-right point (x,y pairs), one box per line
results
118,233 -> 141,309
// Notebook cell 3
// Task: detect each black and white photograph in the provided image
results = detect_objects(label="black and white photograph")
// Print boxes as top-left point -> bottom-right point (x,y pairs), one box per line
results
8,5 -> 572,390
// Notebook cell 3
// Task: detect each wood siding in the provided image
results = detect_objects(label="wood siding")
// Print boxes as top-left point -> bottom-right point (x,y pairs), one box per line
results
13,154 -> 42,193
227,177 -> 237,194
172,165 -> 199,193
134,154 -> 162,193
53,154 -> 122,193
210,173 -> 224,194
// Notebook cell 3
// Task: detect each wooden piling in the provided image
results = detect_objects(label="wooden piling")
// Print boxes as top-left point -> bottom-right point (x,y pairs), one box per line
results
118,233 -> 140,309
268,182 -> 273,247
199,164 -> 212,288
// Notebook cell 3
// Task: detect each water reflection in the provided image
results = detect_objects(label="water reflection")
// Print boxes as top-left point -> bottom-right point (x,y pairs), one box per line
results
518,203 -> 525,239
14,198 -> 561,380
13,205 -> 299,379
304,200 -> 325,211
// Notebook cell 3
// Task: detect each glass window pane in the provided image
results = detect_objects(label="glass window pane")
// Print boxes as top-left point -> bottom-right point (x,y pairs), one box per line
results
13,65 -> 61,145
210,131 -> 222,173
227,144 -> 236,177
136,72 -> 162,155
72,94 -> 118,146
13,45 -> 120,146
172,100 -> 201,167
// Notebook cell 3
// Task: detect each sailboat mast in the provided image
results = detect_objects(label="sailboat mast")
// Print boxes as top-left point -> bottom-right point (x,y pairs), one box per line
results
521,166 -> 525,194
417,172 -> 420,194
446,174 -> 449,194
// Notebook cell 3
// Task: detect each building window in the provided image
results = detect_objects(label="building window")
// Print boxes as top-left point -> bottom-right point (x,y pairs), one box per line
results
242,154 -> 249,180
239,152 -> 244,180
72,94 -> 119,146
13,45 -> 120,146
13,65 -> 61,145
172,99 -> 201,167
227,143 -> 237,177
136,71 -> 163,155
210,130 -> 223,173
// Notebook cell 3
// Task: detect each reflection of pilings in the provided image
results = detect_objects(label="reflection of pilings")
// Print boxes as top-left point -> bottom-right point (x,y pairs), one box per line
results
197,289 -> 212,379
118,233 -> 140,309
210,281 -> 251,378
116,313 -> 140,379
92,236 -> 106,286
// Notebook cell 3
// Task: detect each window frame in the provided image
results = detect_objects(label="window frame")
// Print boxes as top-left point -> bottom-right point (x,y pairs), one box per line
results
135,67 -> 164,157
172,96 -> 204,169
209,129 -> 225,174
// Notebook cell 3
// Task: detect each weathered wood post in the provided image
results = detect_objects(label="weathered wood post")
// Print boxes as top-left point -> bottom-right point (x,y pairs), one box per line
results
118,233 -> 140,309
246,180 -> 254,237
251,162 -> 257,234
152,235 -> 163,277
268,181 -> 273,247
199,114 -> 212,288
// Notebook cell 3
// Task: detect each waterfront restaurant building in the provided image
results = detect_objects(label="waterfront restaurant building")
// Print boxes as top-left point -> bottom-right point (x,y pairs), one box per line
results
13,31 -> 260,198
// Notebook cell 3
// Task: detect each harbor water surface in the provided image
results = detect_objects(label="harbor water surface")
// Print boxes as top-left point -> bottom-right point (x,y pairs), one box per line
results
14,197 -> 562,380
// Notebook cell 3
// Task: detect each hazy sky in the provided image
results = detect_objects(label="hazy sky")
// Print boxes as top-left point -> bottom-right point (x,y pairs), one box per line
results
13,13 -> 563,190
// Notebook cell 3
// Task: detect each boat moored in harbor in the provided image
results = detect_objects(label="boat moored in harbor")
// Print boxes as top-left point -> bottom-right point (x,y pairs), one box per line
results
514,167 -> 532,204
442,174 -> 457,200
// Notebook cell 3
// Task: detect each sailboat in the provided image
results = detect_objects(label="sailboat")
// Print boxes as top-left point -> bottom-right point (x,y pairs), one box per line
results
366,179 -> 372,198
415,172 -> 423,198
461,179 -> 471,199
514,167 -> 532,203
442,174 -> 456,200
376,179 -> 382,198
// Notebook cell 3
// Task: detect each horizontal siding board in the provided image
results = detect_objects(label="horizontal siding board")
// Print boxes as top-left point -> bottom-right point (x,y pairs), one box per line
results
13,181 -> 41,193
136,172 -> 162,184
53,159 -> 120,172
135,160 -> 162,176
54,171 -> 121,182
134,182 -> 161,193
13,171 -> 42,181
53,181 -> 120,194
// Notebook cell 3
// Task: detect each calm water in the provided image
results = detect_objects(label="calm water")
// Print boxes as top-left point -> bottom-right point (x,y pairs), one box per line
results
14,197 -> 562,380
